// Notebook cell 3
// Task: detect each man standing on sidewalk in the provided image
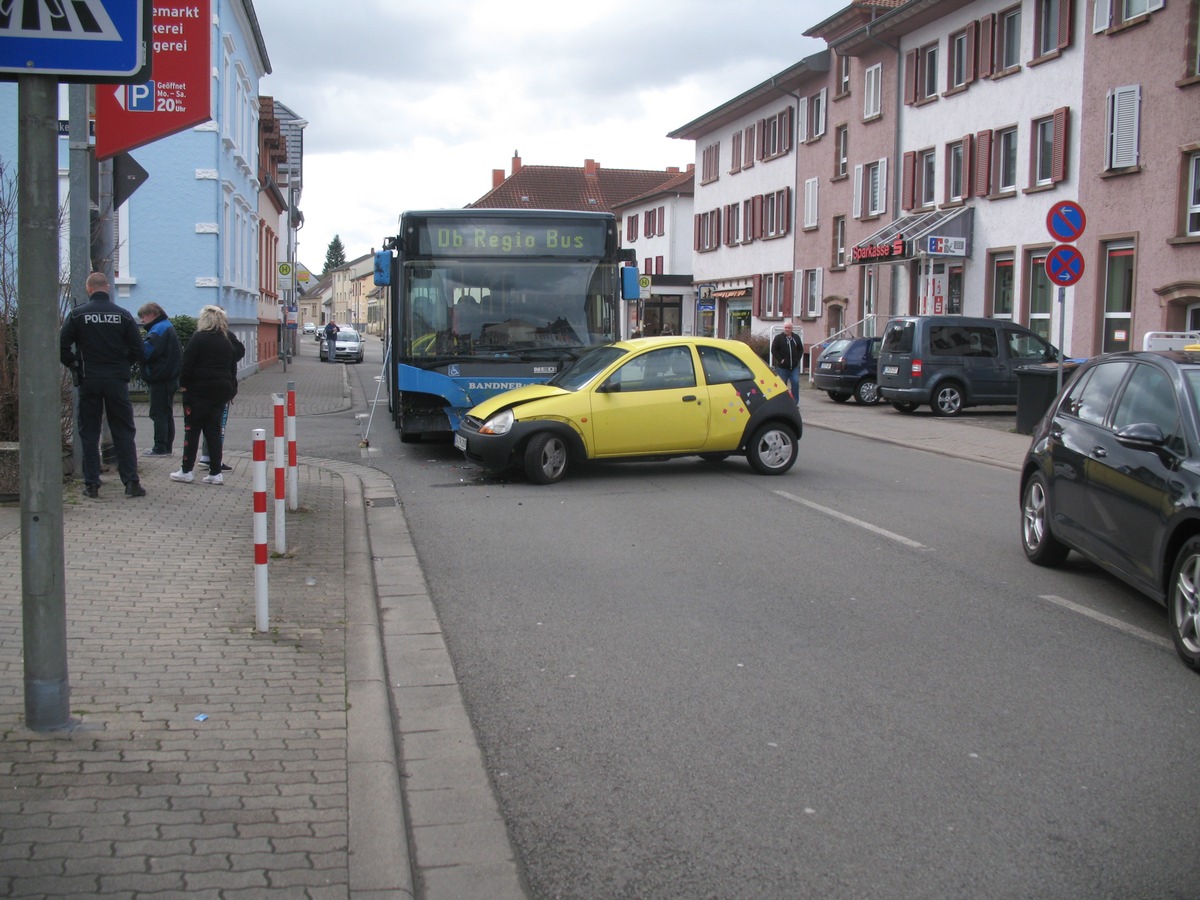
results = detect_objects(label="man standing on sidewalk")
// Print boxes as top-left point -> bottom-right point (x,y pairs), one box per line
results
324,320 -> 339,363
60,272 -> 146,498
771,320 -> 805,401
137,302 -> 182,457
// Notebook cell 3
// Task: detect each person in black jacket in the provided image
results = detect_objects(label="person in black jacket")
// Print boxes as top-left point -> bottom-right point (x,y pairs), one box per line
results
59,272 -> 146,499
170,305 -> 245,485
771,320 -> 805,401
137,302 -> 183,457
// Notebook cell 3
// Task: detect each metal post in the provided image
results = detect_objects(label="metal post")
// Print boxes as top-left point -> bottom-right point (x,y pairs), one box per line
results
19,75 -> 70,731
1057,286 -> 1066,396
273,394 -> 286,554
68,85 -> 90,477
252,428 -> 269,632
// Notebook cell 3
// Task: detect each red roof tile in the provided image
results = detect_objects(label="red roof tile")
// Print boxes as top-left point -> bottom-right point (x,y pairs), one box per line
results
470,158 -> 690,213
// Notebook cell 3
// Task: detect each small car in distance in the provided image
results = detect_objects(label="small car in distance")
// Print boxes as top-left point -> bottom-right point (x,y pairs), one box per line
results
320,328 -> 366,363
303,322 -> 316,335
813,336 -> 882,404
455,336 -> 802,484
1019,350 -> 1200,671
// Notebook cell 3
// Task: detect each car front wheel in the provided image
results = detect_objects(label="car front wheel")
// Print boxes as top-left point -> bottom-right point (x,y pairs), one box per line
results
854,378 -> 880,405
1168,538 -> 1200,671
746,423 -> 798,475
1021,471 -> 1069,566
891,401 -> 919,413
827,391 -> 851,403
524,432 -> 569,484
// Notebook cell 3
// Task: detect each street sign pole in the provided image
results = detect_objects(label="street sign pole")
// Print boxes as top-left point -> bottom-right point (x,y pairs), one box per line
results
1058,286 -> 1067,396
19,74 -> 70,731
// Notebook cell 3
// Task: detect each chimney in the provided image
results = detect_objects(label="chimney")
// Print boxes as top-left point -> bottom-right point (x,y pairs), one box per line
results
686,163 -> 695,173
492,168 -> 505,189
512,150 -> 522,174
666,166 -> 679,174
584,158 -> 599,176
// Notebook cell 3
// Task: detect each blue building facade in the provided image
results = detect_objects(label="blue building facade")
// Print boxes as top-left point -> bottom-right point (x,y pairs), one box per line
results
0,0 -> 271,373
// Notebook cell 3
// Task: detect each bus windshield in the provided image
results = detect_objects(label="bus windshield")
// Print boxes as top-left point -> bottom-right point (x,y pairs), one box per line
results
406,259 -> 615,358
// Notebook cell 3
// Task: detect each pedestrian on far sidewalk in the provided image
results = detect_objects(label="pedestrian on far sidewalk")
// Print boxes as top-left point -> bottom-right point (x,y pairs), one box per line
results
171,305 -> 244,486
137,302 -> 182,457
324,320 -> 339,362
771,320 -> 805,401
59,271 -> 147,499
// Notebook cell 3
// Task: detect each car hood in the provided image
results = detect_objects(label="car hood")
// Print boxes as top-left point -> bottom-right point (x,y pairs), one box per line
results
469,383 -> 568,419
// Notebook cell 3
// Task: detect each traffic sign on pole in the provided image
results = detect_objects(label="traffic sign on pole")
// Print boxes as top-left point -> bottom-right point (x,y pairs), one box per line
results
1046,200 -> 1087,243
0,0 -> 153,83
1045,244 -> 1086,287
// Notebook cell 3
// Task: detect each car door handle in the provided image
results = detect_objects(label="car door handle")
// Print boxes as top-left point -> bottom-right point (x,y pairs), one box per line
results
682,395 -> 698,403
1091,446 -> 1107,458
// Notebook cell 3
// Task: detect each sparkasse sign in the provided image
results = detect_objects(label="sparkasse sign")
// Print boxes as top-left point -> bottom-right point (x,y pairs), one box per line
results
94,1 -> 211,160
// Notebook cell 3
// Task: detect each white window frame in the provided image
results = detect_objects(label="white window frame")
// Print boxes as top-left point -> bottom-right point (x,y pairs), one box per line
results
1034,116 -> 1055,185
950,30 -> 969,88
835,124 -> 849,178
854,158 -> 888,218
803,268 -> 823,317
864,64 -> 882,119
1187,151 -> 1200,236
949,141 -> 966,201
999,7 -> 1022,69
764,273 -> 779,318
1106,85 -> 1141,169
922,44 -> 940,100
742,199 -> 754,243
920,149 -> 937,206
1037,0 -> 1060,56
729,203 -> 742,245
1094,0 -> 1163,31
997,126 -> 1018,193
810,88 -> 827,140
804,177 -> 819,229
834,215 -> 846,267
1102,239 -> 1135,352
838,53 -> 851,94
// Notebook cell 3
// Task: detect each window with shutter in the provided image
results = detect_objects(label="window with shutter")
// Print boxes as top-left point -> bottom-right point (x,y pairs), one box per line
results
864,64 -> 882,119
1106,85 -> 1140,169
804,178 -> 819,229
975,130 -> 993,195
902,151 -> 916,210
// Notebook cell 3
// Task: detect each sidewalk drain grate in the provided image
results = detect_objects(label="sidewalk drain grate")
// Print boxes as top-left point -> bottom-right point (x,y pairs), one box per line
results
366,497 -> 398,507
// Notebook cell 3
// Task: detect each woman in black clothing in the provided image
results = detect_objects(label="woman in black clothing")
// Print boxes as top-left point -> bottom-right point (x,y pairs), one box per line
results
170,305 -> 245,485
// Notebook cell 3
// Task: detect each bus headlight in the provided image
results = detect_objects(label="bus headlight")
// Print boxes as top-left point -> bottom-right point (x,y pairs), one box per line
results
479,409 -> 514,436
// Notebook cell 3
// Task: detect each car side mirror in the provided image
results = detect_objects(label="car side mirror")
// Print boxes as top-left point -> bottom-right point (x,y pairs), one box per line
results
1114,422 -> 1168,451
596,380 -> 621,394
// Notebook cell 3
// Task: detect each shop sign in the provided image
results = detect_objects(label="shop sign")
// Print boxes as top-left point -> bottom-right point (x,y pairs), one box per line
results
926,236 -> 966,256
852,234 -> 907,263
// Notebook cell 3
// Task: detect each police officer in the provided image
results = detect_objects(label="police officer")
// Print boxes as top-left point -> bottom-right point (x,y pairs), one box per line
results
60,272 -> 146,499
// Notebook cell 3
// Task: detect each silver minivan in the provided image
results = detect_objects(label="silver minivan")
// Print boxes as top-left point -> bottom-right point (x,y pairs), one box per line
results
878,316 -> 1059,417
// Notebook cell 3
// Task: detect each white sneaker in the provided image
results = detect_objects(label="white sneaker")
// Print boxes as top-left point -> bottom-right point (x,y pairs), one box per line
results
202,473 -> 224,485
170,470 -> 194,483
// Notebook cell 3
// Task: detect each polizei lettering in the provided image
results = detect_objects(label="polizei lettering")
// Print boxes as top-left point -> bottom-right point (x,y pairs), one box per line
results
83,314 -> 125,324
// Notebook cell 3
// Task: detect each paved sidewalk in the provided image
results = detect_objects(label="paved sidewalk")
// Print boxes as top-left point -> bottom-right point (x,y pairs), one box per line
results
0,352 -> 523,899
0,353 -> 1030,899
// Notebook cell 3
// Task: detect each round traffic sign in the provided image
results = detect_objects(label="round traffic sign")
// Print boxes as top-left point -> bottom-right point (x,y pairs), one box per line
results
1045,244 -> 1085,286
1046,200 -> 1086,243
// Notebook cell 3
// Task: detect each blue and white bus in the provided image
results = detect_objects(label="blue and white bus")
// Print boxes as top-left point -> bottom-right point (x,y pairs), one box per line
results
375,209 -> 639,442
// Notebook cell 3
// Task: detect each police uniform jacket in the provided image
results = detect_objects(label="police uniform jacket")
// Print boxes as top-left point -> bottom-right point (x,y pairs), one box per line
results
59,291 -> 142,381
141,313 -> 183,383
180,328 -> 245,405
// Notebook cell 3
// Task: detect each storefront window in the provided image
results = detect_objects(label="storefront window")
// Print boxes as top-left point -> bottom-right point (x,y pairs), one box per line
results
1028,254 -> 1052,340
728,303 -> 752,339
990,253 -> 1014,318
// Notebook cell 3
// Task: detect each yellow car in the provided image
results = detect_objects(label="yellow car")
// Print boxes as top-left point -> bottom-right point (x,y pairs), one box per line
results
454,337 -> 802,484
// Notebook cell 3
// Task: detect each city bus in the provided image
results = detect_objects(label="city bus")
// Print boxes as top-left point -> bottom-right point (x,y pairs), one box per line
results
375,209 -> 640,442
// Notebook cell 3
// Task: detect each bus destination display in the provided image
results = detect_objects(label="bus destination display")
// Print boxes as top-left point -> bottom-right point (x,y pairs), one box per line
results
412,218 -> 609,258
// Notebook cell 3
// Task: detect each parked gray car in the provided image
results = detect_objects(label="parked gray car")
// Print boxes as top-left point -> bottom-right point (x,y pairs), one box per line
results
320,328 -> 365,363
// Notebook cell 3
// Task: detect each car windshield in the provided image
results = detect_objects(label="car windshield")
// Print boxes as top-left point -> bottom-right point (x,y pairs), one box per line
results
548,345 -> 628,391
821,339 -> 852,357
337,330 -> 359,341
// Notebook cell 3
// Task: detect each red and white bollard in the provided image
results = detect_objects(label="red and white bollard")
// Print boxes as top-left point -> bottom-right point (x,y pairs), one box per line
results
273,393 -> 287,554
286,381 -> 298,511
252,428 -> 269,633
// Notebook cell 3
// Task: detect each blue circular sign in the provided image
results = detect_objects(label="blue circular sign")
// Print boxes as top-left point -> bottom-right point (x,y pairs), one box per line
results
1046,201 -> 1087,243
1045,244 -> 1085,287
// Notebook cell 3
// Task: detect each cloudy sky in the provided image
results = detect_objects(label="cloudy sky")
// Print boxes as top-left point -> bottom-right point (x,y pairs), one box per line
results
252,0 -> 846,269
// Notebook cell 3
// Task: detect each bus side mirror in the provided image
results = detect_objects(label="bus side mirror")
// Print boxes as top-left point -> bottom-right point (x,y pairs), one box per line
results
374,250 -> 392,286
621,267 -> 640,301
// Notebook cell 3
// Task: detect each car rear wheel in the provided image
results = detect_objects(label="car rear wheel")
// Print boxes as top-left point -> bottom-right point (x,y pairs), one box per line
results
891,401 -> 919,413
931,381 -> 965,417
1168,538 -> 1200,671
854,378 -> 880,405
746,423 -> 798,475
827,391 -> 851,403
1021,471 -> 1069,566
525,432 -> 569,484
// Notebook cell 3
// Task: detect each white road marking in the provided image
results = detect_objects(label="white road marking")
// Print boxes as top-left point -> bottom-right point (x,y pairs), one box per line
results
1039,595 -> 1174,650
773,491 -> 929,550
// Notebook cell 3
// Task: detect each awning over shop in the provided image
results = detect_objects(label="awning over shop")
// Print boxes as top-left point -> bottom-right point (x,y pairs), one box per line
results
851,206 -> 974,265
711,287 -> 752,299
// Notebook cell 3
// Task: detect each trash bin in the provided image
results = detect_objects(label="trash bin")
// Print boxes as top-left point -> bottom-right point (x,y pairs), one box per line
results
1015,363 -> 1077,435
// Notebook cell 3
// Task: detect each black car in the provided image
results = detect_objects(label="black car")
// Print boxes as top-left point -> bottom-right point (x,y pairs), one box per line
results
812,336 -> 882,405
1019,350 -> 1200,671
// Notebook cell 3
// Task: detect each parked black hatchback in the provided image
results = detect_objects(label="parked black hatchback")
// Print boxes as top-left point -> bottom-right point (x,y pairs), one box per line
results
813,337 -> 882,405
1020,350 -> 1200,671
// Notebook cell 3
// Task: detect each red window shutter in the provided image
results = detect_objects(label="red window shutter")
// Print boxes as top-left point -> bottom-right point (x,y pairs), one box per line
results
643,257 -> 651,275
782,107 -> 794,153
745,125 -> 756,167
781,271 -> 795,317
979,15 -> 995,78
962,133 -> 974,197
966,21 -> 978,83
657,206 -> 665,235
752,195 -> 764,239
713,208 -> 721,247
757,120 -> 767,160
656,256 -> 663,274
1051,107 -> 1069,183
901,151 -> 917,210
783,187 -> 792,234
975,129 -> 993,196
1058,0 -> 1072,50
752,274 -> 763,317
693,214 -> 701,251
904,49 -> 918,105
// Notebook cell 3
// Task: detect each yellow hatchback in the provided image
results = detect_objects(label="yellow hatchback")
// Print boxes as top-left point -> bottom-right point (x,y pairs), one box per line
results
454,337 -> 803,484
